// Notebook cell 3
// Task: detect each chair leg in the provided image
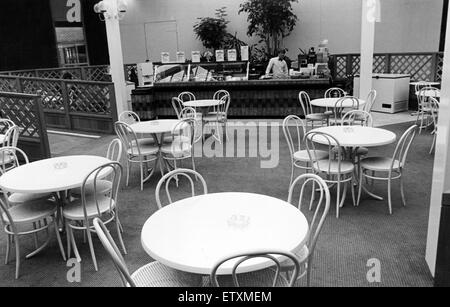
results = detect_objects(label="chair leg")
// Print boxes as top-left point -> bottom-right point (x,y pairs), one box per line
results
32,222 -> 39,249
66,223 -> 72,259
336,180 -> 340,218
387,178 -> 393,215
289,162 -> 294,189
53,218 -> 66,261
357,168 -> 364,207
139,161 -> 144,191
224,120 -> 229,142
68,225 -> 81,262
400,174 -> 407,207
351,177 -> 356,207
5,234 -> 11,265
125,159 -> 130,186
85,225 -> 98,271
115,218 -> 127,255
14,234 -> 20,279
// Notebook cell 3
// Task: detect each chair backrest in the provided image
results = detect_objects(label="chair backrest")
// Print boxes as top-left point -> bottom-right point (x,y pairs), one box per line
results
2,125 -> 20,148
179,106 -> 197,119
288,173 -> 330,266
341,110 -> 373,127
155,168 -> 207,209
118,111 -> 140,125
214,90 -> 231,114
80,162 -> 122,221
324,87 -> 345,98
0,146 -> 28,174
418,86 -> 440,107
210,250 -> 300,287
333,96 -> 359,121
392,125 -> 418,169
0,119 -> 15,132
171,97 -> 184,119
363,89 -> 377,113
298,91 -> 312,116
106,138 -> 123,162
414,81 -> 429,94
305,131 -> 345,174
114,121 -> 142,157
93,218 -> 135,287
282,115 -> 306,158
178,91 -> 196,102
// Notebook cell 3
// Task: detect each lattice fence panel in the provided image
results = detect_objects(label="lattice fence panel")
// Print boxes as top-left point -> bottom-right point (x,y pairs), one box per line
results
352,56 -> 361,75
125,64 -> 137,78
390,54 -> 433,81
86,66 -> 109,81
436,53 -> 444,82
0,95 -> 41,139
21,79 -> 64,110
13,71 -> 36,78
68,82 -> 111,114
335,55 -> 347,79
0,77 -> 18,92
38,70 -> 62,79
373,55 -> 387,73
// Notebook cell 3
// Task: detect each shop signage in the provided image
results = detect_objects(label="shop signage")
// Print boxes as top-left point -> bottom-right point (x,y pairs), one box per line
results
216,50 -> 225,62
191,51 -> 201,63
241,46 -> 249,61
227,49 -> 237,61
176,52 -> 186,63
50,0 -> 82,24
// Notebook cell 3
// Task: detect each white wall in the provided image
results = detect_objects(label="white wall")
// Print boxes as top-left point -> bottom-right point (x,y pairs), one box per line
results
120,0 -> 443,64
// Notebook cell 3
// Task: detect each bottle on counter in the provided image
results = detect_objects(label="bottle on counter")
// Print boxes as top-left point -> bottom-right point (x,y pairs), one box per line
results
307,47 -> 317,66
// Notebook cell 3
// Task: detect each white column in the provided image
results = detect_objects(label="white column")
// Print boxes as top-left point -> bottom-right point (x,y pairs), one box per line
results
426,2 -> 450,277
104,0 -> 128,116
359,0 -> 377,100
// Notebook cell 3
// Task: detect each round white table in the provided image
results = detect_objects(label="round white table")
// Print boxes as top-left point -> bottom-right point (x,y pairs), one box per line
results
410,81 -> 440,86
415,90 -> 440,98
129,119 -> 181,135
310,98 -> 366,109
141,192 -> 309,275
183,99 -> 223,108
309,126 -> 396,148
0,155 -> 111,194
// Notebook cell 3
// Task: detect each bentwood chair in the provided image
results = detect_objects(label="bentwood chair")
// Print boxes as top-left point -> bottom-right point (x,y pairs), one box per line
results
0,148 -> 65,279
324,87 -> 346,98
179,107 -> 203,143
330,96 -> 360,126
341,110 -> 374,166
363,89 -> 377,114
63,162 -> 125,271
0,119 -> 16,144
280,173 -> 331,286
171,97 -> 185,119
416,87 -> 440,134
178,91 -> 196,103
71,139 -> 123,198
298,91 -> 329,128
429,97 -> 439,154
210,250 -> 300,287
115,121 -> 159,190
282,115 -> 328,187
306,131 -> 356,218
93,218 -> 202,287
119,111 -> 140,125
203,91 -> 231,143
155,168 -> 207,210
118,111 -> 154,145
357,125 -> 418,214
160,118 -> 197,178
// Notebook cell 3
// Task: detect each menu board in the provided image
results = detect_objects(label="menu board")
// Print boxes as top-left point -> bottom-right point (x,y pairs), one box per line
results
215,50 -> 225,62
227,49 -> 237,61
161,52 -> 170,63
191,51 -> 201,63
241,46 -> 249,61
176,52 -> 186,63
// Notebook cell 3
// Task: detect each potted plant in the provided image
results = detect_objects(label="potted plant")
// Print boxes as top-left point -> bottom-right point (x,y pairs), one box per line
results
193,7 -> 229,52
239,0 -> 299,56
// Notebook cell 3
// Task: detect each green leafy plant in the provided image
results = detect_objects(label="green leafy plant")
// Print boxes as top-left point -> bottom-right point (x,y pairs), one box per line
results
239,0 -> 299,56
193,7 -> 229,50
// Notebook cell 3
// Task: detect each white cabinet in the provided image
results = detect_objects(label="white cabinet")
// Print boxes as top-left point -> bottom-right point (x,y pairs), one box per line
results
354,74 -> 410,113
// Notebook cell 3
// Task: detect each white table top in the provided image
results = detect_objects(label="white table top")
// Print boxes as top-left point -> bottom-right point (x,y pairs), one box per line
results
415,90 -> 440,98
183,99 -> 224,108
309,126 -> 397,148
410,81 -> 440,86
310,98 -> 366,108
141,192 -> 309,275
130,119 -> 181,134
0,155 -> 111,194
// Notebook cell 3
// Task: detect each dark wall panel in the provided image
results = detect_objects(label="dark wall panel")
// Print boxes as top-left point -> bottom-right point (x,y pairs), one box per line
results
82,0 -> 110,65
0,0 -> 58,71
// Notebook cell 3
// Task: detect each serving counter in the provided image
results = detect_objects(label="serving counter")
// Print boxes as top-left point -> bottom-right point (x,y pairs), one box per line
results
131,78 -> 331,120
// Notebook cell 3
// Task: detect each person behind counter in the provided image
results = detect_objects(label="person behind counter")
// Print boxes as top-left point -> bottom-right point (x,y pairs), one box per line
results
265,49 -> 289,79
